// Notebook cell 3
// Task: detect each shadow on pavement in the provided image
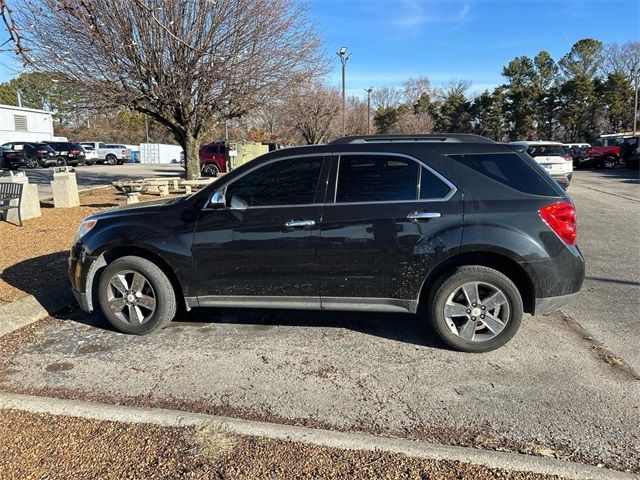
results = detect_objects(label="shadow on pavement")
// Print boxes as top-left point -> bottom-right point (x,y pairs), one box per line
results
55,302 -> 445,350
2,252 -> 69,302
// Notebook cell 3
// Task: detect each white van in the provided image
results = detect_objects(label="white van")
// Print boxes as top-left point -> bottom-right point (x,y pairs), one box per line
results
510,141 -> 573,188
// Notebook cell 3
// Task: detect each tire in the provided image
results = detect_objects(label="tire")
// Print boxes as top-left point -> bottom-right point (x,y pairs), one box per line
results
603,156 -> 617,169
105,154 -> 117,165
26,156 -> 39,169
56,157 -> 67,167
201,163 -> 219,177
98,256 -> 176,335
427,266 -> 523,353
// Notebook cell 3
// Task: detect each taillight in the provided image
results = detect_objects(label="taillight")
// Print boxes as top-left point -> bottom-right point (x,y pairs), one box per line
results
122,150 -> 127,155
563,154 -> 572,161
70,150 -> 80,155
36,149 -> 47,154
539,202 -> 576,245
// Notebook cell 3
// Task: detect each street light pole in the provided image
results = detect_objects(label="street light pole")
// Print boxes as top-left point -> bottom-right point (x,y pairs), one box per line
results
633,67 -> 639,136
337,47 -> 350,136
364,87 -> 373,135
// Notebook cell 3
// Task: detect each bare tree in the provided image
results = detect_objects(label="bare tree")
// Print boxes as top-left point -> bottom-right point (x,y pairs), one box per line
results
282,84 -> 340,144
371,86 -> 403,110
13,0 -> 326,178
390,108 -> 434,134
603,42 -> 640,83
0,1 -> 29,59
403,76 -> 431,106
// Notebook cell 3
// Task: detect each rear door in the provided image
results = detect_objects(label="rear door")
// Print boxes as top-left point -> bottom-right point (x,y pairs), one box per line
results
316,152 -> 463,312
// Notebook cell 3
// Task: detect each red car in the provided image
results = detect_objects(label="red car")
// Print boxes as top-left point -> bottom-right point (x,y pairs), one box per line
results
199,142 -> 228,177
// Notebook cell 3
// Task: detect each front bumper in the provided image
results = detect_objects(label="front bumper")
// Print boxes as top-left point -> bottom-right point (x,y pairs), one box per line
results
68,248 -> 106,313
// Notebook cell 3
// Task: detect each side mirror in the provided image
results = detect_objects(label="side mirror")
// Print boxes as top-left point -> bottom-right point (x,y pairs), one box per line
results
209,190 -> 226,209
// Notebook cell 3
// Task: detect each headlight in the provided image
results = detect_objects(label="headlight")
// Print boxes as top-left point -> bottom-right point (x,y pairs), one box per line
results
75,219 -> 98,242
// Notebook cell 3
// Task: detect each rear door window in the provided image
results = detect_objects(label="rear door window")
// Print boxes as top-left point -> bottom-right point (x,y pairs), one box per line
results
335,155 -> 419,203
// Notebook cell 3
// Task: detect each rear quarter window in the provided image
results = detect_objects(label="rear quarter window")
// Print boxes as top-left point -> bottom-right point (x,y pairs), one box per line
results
448,152 -> 559,196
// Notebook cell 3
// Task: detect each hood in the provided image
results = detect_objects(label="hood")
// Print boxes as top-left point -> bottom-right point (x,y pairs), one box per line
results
88,197 -> 177,220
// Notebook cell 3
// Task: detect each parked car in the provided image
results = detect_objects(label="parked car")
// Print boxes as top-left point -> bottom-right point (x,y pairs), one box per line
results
199,142 -> 229,177
45,141 -> 88,167
510,141 -> 572,188
585,133 -> 639,169
79,142 -> 131,165
0,145 -> 29,170
620,136 -> 639,169
0,141 -> 59,168
563,143 -> 591,169
78,143 -> 99,165
69,134 -> 585,353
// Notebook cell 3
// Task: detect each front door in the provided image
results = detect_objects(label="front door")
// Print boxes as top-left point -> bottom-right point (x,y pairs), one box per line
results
317,153 -> 463,312
192,154 -> 328,308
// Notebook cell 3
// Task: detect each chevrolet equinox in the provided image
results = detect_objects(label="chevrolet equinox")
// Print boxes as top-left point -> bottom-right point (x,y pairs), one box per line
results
69,134 -> 585,352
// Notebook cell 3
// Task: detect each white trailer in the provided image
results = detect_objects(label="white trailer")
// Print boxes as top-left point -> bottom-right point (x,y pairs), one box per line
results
139,143 -> 183,164
0,104 -> 54,144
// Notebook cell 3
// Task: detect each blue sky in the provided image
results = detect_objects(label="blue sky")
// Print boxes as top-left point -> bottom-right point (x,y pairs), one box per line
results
310,0 -> 639,96
1,0 -> 638,95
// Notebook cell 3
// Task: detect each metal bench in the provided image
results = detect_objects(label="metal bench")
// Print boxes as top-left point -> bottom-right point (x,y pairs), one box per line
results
0,182 -> 23,226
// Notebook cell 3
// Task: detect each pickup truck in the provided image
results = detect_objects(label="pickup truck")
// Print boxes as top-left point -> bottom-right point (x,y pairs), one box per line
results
586,144 -> 620,169
79,142 -> 131,165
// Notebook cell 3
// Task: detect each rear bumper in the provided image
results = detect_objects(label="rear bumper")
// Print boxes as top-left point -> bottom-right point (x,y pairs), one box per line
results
533,292 -> 580,315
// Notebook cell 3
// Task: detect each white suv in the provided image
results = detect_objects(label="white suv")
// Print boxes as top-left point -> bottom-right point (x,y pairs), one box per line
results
510,141 -> 573,188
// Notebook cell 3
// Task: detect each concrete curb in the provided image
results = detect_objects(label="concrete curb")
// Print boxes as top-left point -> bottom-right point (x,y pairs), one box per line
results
40,184 -> 111,202
0,392 -> 633,480
0,284 -> 74,337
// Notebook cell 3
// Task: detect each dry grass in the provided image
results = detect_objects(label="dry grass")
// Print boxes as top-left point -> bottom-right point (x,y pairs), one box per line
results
192,422 -> 236,460
0,187 -> 178,304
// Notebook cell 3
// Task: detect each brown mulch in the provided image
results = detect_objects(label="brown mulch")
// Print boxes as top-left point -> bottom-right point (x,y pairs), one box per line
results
0,409 -> 562,480
0,187 -> 178,304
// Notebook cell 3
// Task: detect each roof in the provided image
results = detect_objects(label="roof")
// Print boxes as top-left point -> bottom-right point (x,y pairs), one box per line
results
330,134 -> 495,145
510,140 -> 564,146
0,103 -> 53,115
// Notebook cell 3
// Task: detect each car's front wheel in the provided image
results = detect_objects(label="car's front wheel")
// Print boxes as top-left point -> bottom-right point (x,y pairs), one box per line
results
201,163 -> 219,177
427,266 -> 523,353
98,256 -> 176,335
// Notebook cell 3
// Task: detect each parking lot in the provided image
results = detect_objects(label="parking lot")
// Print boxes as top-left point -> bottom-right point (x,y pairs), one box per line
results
0,168 -> 638,472
19,163 -> 186,199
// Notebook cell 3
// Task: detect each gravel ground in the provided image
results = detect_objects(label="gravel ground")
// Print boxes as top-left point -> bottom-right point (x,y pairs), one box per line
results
0,409 -> 562,480
0,188 -> 180,304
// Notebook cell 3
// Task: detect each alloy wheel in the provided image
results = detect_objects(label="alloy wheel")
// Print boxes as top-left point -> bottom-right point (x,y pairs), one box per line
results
106,270 -> 157,325
443,281 -> 510,343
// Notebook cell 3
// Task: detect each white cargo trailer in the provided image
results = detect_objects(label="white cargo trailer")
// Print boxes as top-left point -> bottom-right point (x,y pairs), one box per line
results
139,143 -> 183,164
0,104 -> 54,144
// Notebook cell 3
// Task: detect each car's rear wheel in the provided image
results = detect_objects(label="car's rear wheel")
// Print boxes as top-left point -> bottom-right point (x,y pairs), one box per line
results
603,156 -> 617,169
56,157 -> 67,167
427,266 -> 523,353
201,163 -> 219,177
98,256 -> 176,335
26,156 -> 38,169
105,154 -> 117,165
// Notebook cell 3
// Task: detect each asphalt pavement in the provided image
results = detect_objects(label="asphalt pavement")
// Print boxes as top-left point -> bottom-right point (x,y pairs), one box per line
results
564,168 -> 640,373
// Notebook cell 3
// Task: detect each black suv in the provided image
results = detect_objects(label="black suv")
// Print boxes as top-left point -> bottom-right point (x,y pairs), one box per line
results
0,145 -> 29,170
1,142 -> 59,168
45,142 -> 88,166
69,134 -> 585,352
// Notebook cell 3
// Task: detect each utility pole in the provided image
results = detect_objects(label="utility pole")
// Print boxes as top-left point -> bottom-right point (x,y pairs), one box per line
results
337,47 -> 350,136
145,116 -> 150,143
633,67 -> 639,136
16,90 -> 21,108
364,87 -> 373,135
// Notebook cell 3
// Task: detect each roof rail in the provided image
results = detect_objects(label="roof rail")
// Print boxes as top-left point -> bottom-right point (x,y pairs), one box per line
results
329,134 -> 495,145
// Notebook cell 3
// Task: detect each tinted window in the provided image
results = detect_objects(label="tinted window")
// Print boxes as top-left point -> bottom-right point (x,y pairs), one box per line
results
336,155 -> 418,203
205,145 -> 219,155
225,156 -> 323,208
526,145 -> 566,157
420,168 -> 452,199
449,153 -> 558,196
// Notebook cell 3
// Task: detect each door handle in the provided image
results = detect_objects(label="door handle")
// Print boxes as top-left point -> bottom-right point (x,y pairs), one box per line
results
284,219 -> 316,228
407,212 -> 441,221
